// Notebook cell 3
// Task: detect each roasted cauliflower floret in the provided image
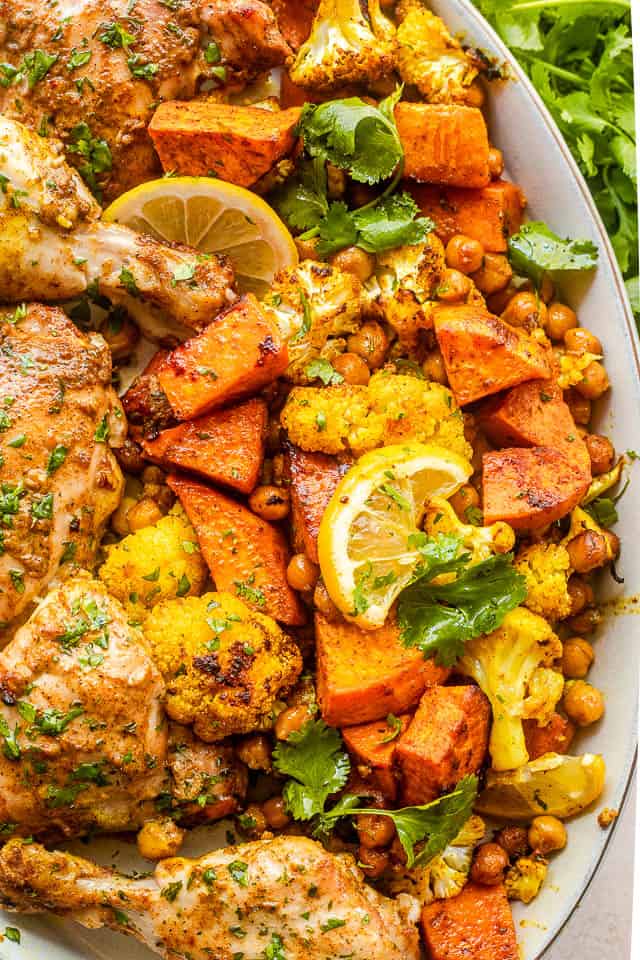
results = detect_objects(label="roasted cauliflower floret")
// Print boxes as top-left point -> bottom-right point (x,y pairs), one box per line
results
280,369 -> 471,457
458,608 -> 563,772
395,0 -> 479,103
99,506 -> 207,623
505,855 -> 548,903
290,0 -> 396,89
515,542 -> 573,622
556,350 -> 601,390
424,496 -> 515,561
145,592 -> 303,741
263,259 -> 365,382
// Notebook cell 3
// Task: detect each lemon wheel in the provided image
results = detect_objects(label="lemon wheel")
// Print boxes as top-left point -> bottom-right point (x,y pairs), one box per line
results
103,176 -> 298,297
318,443 -> 472,629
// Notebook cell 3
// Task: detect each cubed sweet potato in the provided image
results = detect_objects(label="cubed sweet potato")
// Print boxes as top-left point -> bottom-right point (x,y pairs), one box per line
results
482,446 -> 591,530
395,103 -> 490,188
149,102 -> 302,187
285,445 -> 351,563
316,614 -> 449,727
433,304 -> 553,406
342,715 -> 412,803
421,882 -> 518,960
157,295 -> 288,420
524,712 -> 576,760
395,684 -> 490,805
272,0 -> 318,49
168,474 -> 305,625
409,180 -> 526,251
143,398 -> 267,495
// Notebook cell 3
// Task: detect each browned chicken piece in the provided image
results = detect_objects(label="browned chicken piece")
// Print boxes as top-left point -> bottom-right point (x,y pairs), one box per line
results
0,835 -> 421,960
0,574 -> 168,840
166,721 -> 248,823
0,304 -> 125,637
0,0 -> 291,200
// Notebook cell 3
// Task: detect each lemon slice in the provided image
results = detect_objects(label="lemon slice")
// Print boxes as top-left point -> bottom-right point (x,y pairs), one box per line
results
103,176 -> 298,297
318,443 -> 472,629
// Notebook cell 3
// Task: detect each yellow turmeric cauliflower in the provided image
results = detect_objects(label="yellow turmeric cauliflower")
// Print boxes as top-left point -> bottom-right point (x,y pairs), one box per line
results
280,369 -> 471,458
505,855 -> 548,903
144,592 -> 303,741
515,542 -> 573,622
99,507 -> 207,622
424,496 -> 515,562
556,350 -> 601,390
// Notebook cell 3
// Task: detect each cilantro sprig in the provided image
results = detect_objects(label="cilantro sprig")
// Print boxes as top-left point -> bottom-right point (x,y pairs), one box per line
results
508,221 -> 598,285
273,719 -> 350,819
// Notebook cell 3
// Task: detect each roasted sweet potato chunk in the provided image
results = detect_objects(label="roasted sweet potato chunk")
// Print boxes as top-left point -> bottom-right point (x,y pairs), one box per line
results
395,684 -> 490,805
410,180 -> 526,251
342,715 -> 412,802
285,445 -> 351,563
315,614 -> 449,727
395,103 -> 490,188
149,102 -> 302,187
143,398 -> 267,494
421,882 -> 518,960
433,305 -> 553,406
157,295 -> 288,420
168,474 -> 305,625
524,712 -> 576,760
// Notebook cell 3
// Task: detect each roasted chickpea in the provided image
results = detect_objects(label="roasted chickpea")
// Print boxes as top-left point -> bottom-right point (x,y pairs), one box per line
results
313,579 -> 342,621
564,388 -> 591,425
584,434 -> 615,475
528,816 -> 567,855
422,349 -> 448,384
262,795 -> 291,829
563,680 -> 605,726
575,361 -> 610,401
102,315 -> 139,361
294,236 -> 319,260
495,826 -> 529,860
347,321 -> 389,369
566,530 -> 608,573
501,291 -> 547,330
470,843 -> 509,885
437,267 -> 472,302
356,814 -> 396,849
238,804 -> 268,836
358,846 -> 390,877
330,246 -> 375,282
275,703 -> 312,741
115,437 -> 145,475
603,529 -> 621,560
326,163 -> 347,200
127,497 -> 163,532
332,352 -> 370,385
286,553 -> 319,593
141,465 -> 165,485
486,283 -> 518,316
449,483 -> 480,519
545,302 -> 577,341
564,327 -> 602,355
488,146 -> 504,179
445,234 -> 485,275
566,606 -> 601,635
567,576 -> 594,616
111,495 -> 136,536
561,637 -> 595,679
249,484 -> 290,521
137,818 -> 185,860
471,253 -> 513,295
236,733 -> 272,771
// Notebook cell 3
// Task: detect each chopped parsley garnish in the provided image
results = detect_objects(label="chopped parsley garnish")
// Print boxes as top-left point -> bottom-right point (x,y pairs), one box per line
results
68,122 -> 112,195
98,22 -> 136,48
94,414 -> 109,443
119,267 -> 140,297
227,860 -> 249,887
46,445 -> 68,475
31,493 -> 53,520
160,881 -> 183,902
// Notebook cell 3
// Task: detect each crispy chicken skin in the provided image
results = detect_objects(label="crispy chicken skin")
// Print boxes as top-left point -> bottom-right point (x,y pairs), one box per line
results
0,304 -> 124,636
0,835 -> 421,960
0,0 -> 291,200
0,574 -> 167,840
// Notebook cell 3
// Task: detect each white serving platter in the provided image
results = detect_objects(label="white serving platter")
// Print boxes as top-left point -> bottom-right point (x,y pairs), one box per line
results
0,2 -> 638,959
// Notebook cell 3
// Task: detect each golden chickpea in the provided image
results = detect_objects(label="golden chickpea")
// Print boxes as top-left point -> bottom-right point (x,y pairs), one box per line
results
486,283 -> 518,316
562,637 -> 595,679
470,843 -> 509,885
567,576 -> 594,616
488,146 -> 504,179
445,235 -> 485,275
275,703 -> 312,741
294,236 -> 319,260
471,253 -> 513,295
564,388 -> 592,426
141,465 -> 165,485
563,680 -> 605,726
566,606 -> 601,635
437,267 -> 472,302
603,529 -> 621,560
326,163 -> 347,200
501,291 -> 547,330
237,804 -> 267,836
115,438 -> 145,475
422,349 -> 449,384
347,321 -> 389,369
564,327 -> 603,355
356,814 -> 396,849
137,818 -> 185,860
111,495 -> 136,536
313,579 -> 342,621
262,795 -> 291,829
566,530 -> 609,573
102,315 -> 139,361
575,361 -> 610,401
528,816 -> 567,855
449,483 -> 480,519
249,484 -> 290,521
584,434 -> 615,476
330,246 -> 375,282
358,846 -> 390,877
545,302 -> 577,341
236,733 -> 272,771
286,553 -> 319,593
495,826 -> 529,860
332,352 -> 370,385
127,497 -> 163,531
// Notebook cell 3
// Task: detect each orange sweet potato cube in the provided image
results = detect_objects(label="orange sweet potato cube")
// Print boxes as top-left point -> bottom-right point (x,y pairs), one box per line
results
342,715 -> 412,802
285,445 -> 350,563
149,102 -> 302,187
421,882 -> 518,960
524,712 -> 576,760
395,103 -> 490,188
315,614 -> 449,727
168,474 -> 305,625
410,180 -> 526,252
157,294 -> 288,420
395,684 -> 490,805
143,398 -> 267,495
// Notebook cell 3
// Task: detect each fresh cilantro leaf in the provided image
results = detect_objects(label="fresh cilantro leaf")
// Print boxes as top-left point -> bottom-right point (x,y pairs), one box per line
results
21,50 -> 58,88
99,21 -> 136,48
273,719 -> 351,820
127,55 -> 158,79
4,927 -> 20,944
583,475 -> 629,528
304,358 -> 344,386
316,201 -> 358,256
271,157 -> 329,232
352,193 -> 433,253
379,713 -> 403,744
508,221 -> 598,284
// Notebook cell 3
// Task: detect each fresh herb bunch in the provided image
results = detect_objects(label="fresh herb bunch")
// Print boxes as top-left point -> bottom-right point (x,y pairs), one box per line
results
475,0 -> 637,316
